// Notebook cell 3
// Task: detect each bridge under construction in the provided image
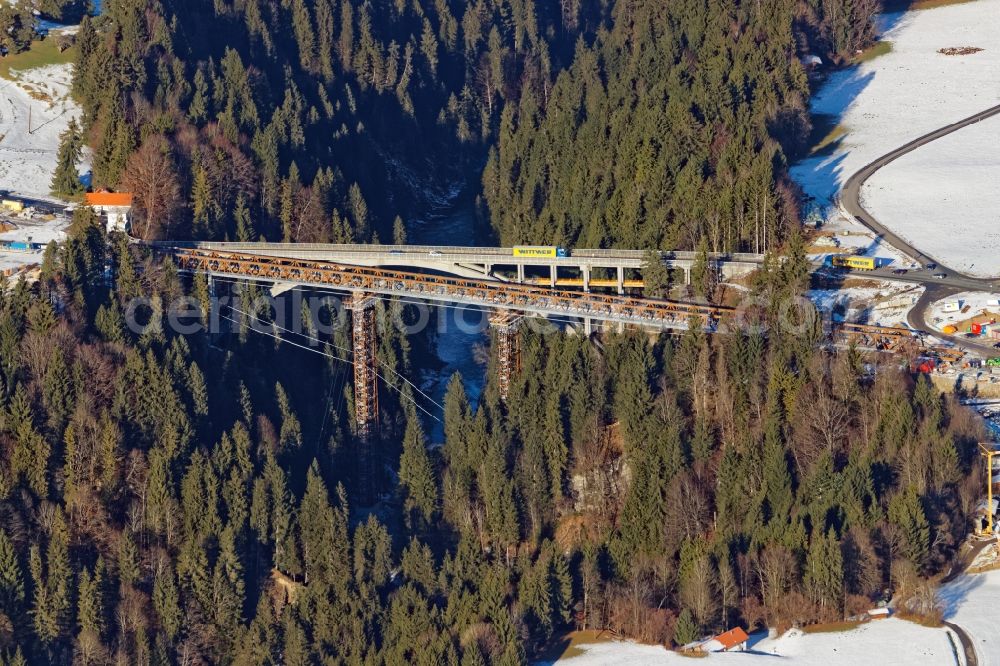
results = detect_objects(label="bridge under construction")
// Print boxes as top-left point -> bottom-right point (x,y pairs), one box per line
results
164,243 -> 928,445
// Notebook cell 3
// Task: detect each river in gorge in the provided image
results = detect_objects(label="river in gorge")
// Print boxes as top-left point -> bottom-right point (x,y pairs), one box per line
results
406,187 -> 489,443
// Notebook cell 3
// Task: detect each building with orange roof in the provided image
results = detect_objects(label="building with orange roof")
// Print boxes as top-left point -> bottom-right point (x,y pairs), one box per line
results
85,191 -> 134,233
698,627 -> 750,653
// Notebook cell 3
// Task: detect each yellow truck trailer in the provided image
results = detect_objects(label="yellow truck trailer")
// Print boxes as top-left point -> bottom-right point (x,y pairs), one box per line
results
513,246 -> 569,258
831,255 -> 876,270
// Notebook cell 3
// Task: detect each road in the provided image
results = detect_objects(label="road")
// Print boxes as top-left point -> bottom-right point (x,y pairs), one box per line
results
944,620 -> 978,666
840,101 -> 1000,280
836,102 -> 1000,665
838,102 -> 1000,356
938,538 -> 998,666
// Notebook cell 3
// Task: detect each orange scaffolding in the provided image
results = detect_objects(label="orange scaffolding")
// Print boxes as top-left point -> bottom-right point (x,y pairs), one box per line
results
349,293 -> 378,501
490,310 -> 522,402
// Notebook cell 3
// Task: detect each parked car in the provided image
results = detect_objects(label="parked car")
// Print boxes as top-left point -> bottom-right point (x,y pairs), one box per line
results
893,268 -> 907,275
933,273 -> 947,279
429,250 -> 443,257
926,263 -> 938,270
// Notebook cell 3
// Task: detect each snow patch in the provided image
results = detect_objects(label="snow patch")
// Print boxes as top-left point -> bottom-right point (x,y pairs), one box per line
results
809,281 -> 923,327
924,290 -> 1000,333
0,62 -> 87,200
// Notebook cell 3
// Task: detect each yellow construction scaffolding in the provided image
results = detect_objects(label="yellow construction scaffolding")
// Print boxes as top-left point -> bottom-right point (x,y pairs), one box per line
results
980,443 -> 999,536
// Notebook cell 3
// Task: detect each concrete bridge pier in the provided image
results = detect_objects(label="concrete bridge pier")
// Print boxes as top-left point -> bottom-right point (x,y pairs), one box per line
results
517,264 -> 525,283
582,266 -> 591,292
617,266 -> 625,295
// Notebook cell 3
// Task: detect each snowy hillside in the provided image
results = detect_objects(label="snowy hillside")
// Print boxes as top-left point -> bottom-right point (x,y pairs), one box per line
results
791,0 -> 1000,271
941,570 -> 1000,666
546,620 -> 959,665
862,111 -> 1000,277
0,59 -> 86,200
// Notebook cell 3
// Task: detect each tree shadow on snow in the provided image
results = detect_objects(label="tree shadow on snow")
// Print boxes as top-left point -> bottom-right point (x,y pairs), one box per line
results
937,573 -> 987,619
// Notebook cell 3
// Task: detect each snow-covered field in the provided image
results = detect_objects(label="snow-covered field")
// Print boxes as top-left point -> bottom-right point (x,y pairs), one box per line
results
863,113 -> 1000,277
0,60 -> 85,200
792,0 -> 1000,272
941,570 -> 1000,666
545,620 -> 959,665
809,281 -> 923,327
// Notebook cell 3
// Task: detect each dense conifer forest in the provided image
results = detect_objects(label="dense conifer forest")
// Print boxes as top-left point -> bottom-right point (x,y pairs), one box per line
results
0,216 -> 983,663
70,0 -> 878,247
0,0 -> 980,663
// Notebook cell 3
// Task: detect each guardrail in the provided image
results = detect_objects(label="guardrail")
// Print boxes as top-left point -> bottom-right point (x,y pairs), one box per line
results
145,240 -> 766,264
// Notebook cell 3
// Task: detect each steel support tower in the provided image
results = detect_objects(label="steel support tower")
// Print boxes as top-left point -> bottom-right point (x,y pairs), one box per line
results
491,310 -> 522,402
349,293 -> 379,503
350,293 -> 379,440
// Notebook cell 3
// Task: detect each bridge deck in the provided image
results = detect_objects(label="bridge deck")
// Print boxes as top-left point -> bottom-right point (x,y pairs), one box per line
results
167,246 -> 930,353
173,247 -> 725,329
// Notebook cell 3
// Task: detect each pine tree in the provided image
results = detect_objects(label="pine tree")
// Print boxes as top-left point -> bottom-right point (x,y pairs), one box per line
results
443,372 -> 470,450
805,528 -> 844,614
762,407 -> 793,525
118,531 -> 140,587
275,383 -> 303,452
690,238 -> 715,301
42,347 -> 74,435
642,249 -> 670,298
95,299 -> 127,344
76,563 -> 105,649
551,549 -> 574,626
888,488 -> 930,568
0,528 -> 24,618
47,509 -> 72,640
781,226 -> 811,295
153,561 -> 181,642
518,556 -> 552,643
188,362 -> 209,416
543,394 -> 568,503
213,526 -> 246,632
51,118 -> 84,197
393,216 -> 407,244
189,68 -> 209,123
298,461 -> 350,589
674,608 -> 698,646
398,410 -> 438,531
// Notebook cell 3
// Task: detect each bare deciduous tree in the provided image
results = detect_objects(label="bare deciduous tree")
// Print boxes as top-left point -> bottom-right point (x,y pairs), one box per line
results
121,136 -> 182,240
681,554 -> 718,627
754,546 -> 797,622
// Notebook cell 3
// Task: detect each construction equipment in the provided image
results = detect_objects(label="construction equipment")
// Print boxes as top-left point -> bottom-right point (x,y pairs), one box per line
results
980,443 -> 1000,536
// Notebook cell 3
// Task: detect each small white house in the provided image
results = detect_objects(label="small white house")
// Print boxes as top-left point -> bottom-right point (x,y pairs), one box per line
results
85,192 -> 133,233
